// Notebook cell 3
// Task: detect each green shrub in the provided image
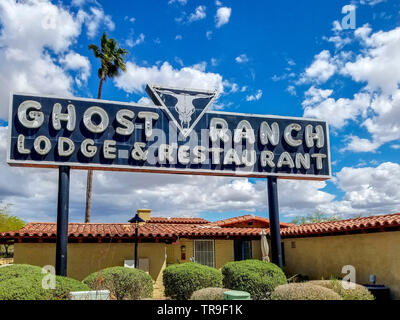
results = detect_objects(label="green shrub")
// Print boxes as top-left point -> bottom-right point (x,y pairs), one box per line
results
271,283 -> 342,300
221,260 -> 287,300
0,276 -> 53,300
190,287 -> 228,300
309,280 -> 374,300
0,264 -> 43,281
53,276 -> 91,300
83,266 -> 153,300
163,263 -> 222,300
0,269 -> 90,300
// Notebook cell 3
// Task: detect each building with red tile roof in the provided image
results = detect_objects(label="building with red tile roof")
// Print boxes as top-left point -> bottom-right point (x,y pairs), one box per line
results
1,211 -> 400,299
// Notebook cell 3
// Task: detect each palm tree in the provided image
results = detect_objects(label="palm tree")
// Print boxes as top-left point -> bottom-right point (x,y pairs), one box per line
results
85,32 -> 128,223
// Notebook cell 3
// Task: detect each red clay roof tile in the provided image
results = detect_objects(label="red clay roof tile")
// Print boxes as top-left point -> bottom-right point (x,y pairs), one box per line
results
209,214 -> 293,228
2,213 -> 400,241
281,213 -> 400,237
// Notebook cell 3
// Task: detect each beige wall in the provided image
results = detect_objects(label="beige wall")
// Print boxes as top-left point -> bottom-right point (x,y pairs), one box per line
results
252,240 -> 262,260
215,240 -> 234,269
14,242 -> 167,296
283,231 -> 400,299
166,239 -> 235,269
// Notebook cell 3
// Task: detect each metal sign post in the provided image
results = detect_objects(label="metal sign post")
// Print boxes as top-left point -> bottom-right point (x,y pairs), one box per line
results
55,166 -> 70,276
267,176 -> 283,268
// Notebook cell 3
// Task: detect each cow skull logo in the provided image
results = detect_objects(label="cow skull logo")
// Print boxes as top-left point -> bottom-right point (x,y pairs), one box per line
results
146,84 -> 218,138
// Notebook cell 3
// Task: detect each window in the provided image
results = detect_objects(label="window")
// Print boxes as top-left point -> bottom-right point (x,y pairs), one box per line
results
234,240 -> 252,261
242,240 -> 252,260
194,240 -> 215,267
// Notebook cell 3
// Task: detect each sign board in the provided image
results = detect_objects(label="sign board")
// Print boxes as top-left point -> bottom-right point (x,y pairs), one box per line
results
7,85 -> 331,180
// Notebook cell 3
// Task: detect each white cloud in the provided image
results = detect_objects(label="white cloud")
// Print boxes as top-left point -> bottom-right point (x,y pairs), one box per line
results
0,0 -> 87,120
302,25 -> 400,151
329,162 -> 400,214
246,89 -> 263,102
175,34 -> 182,40
71,0 -> 86,7
206,31 -> 213,40
124,16 -> 136,23
126,33 -> 145,48
189,5 -> 206,22
322,20 -> 352,50
78,6 -> 115,39
341,136 -> 380,152
299,50 -> 337,84
358,0 -> 386,6
235,54 -> 249,64
286,85 -> 296,96
168,0 -> 187,5
115,61 -> 225,93
302,88 -> 370,128
59,52 -> 90,87
343,26 -> 400,95
215,6 -> 231,28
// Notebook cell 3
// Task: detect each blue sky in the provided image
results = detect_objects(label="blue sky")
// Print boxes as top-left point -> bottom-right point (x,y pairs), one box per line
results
0,0 -> 399,223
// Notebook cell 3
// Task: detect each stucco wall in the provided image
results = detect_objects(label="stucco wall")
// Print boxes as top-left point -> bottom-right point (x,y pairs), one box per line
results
14,242 -> 167,296
283,231 -> 400,299
166,239 -> 234,269
215,240 -> 234,269
252,240 -> 262,260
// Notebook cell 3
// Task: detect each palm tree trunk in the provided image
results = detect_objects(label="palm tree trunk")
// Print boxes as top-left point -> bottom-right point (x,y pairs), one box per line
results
84,77 -> 104,223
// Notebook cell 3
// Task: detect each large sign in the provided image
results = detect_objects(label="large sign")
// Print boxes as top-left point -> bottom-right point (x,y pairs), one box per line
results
7,85 -> 331,180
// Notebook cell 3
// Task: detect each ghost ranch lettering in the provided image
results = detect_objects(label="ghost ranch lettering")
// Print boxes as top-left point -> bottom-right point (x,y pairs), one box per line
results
15,99 -> 327,171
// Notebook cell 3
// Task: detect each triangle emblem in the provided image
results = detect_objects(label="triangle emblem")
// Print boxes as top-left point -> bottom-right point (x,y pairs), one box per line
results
146,84 -> 218,138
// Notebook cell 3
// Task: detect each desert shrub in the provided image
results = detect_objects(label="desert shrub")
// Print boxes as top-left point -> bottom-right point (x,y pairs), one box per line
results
0,272 -> 89,300
190,287 -> 229,300
53,276 -> 91,299
83,266 -> 153,300
271,283 -> 342,300
309,280 -> 374,300
163,263 -> 222,300
221,260 -> 287,300
0,275 -> 53,300
0,264 -> 43,281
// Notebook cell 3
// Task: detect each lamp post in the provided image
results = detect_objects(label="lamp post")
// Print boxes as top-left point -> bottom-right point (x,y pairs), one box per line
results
128,213 -> 144,269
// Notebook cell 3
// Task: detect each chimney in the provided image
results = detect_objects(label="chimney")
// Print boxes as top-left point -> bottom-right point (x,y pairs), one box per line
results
137,209 -> 151,222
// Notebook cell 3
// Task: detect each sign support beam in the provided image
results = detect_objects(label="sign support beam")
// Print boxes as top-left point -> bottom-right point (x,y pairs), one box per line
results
55,165 -> 70,276
267,176 -> 283,268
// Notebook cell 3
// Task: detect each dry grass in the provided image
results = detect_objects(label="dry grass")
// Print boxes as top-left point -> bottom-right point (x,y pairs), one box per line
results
308,280 -> 374,300
271,283 -> 342,300
190,288 -> 229,300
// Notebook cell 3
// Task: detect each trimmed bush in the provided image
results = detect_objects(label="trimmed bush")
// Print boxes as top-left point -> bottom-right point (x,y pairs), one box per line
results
83,266 -> 153,300
271,283 -> 342,300
221,260 -> 287,300
0,276 -> 53,300
163,263 -> 222,300
190,287 -> 229,300
53,276 -> 91,300
0,264 -> 43,281
0,268 -> 90,300
309,280 -> 374,300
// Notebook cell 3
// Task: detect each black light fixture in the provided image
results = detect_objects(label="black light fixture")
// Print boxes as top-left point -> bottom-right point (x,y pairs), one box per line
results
129,213 -> 144,269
